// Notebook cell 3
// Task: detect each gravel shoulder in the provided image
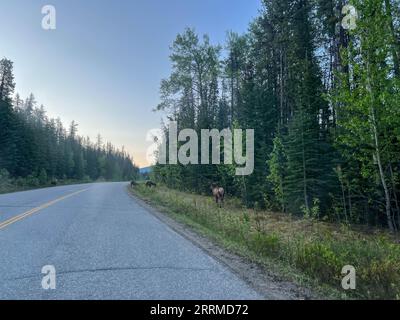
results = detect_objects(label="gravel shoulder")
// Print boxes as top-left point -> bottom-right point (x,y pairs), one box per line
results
127,187 -> 318,300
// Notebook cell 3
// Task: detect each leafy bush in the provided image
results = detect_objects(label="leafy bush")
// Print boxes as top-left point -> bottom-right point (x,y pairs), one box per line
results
0,169 -> 12,193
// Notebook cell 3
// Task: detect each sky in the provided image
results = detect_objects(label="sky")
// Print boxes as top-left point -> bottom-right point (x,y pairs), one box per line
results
0,0 -> 262,167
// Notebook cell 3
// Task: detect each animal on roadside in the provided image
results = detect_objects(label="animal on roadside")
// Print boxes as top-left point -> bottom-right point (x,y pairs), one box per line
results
211,183 -> 225,207
146,181 -> 157,188
130,180 -> 137,188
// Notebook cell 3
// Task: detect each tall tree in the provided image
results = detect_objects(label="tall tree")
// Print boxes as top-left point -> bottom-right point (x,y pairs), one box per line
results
335,0 -> 400,231
0,58 -> 16,102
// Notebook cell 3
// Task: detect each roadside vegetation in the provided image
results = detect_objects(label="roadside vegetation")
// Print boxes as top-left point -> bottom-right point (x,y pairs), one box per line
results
132,183 -> 400,300
0,57 -> 139,194
145,0 -> 400,299
0,168 -> 96,194
153,0 -> 400,232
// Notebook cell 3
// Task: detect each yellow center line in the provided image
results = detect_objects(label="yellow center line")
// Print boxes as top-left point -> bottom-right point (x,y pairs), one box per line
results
0,188 -> 90,230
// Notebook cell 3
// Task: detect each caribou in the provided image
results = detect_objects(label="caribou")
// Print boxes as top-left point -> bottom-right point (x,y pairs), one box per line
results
146,181 -> 157,188
211,183 -> 225,207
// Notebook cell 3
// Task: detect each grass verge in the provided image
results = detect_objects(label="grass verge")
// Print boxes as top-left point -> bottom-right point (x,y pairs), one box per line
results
131,184 -> 400,300
0,169 -> 110,195
0,179 -> 92,195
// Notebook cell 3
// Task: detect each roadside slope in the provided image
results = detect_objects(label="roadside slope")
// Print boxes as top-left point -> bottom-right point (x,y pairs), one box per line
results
131,184 -> 400,300
129,185 -> 316,300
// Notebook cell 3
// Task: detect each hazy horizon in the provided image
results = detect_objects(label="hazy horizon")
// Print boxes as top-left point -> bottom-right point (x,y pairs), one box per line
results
1,0 -> 262,167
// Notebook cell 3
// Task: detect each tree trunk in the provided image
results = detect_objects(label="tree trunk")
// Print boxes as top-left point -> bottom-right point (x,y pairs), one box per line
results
280,48 -> 284,127
230,55 -> 235,123
366,60 -> 395,232
0,73 -> 5,101
370,107 -> 395,231
301,112 -> 310,214
389,164 -> 400,230
341,180 -> 348,222
384,0 -> 400,77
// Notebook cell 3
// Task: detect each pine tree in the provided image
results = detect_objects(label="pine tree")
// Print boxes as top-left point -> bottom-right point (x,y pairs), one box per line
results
0,59 -> 16,102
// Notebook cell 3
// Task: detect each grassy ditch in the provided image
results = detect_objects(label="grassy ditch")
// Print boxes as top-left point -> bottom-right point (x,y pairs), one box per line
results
131,184 -> 400,300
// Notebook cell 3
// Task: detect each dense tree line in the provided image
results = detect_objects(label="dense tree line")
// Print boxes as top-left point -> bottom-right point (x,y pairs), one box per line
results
153,0 -> 400,231
0,58 -> 138,188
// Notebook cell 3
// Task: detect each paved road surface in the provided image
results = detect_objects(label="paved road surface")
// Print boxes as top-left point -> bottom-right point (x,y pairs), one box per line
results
0,182 -> 262,300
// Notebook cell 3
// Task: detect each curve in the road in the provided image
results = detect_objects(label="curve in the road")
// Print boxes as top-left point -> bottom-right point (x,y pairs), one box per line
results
0,182 -> 263,300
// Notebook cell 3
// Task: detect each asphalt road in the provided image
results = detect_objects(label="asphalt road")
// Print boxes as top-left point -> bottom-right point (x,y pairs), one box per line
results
0,182 -> 262,300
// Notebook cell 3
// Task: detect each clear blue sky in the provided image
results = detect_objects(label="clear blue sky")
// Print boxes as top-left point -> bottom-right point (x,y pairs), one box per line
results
0,0 -> 262,167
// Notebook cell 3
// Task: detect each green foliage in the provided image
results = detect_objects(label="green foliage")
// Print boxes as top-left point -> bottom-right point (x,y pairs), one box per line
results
267,136 -> 287,211
38,168 -> 48,185
133,185 -> 400,299
0,59 -> 139,191
152,0 -> 400,231
333,0 -> 400,230
0,169 -> 11,193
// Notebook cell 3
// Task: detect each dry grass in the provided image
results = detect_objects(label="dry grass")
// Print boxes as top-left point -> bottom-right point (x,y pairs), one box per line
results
133,184 -> 400,300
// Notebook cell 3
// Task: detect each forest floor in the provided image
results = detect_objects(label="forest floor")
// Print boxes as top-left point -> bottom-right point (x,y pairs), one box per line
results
130,184 -> 400,300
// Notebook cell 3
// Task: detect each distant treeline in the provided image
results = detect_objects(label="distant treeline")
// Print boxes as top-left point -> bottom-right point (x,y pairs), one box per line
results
153,0 -> 400,231
0,58 -> 138,189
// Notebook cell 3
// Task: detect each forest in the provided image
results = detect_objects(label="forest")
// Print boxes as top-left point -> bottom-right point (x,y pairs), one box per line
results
0,58 -> 138,192
153,0 -> 400,231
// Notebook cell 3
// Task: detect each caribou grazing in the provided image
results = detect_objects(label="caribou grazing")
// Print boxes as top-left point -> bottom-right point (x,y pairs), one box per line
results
211,183 -> 225,207
146,181 -> 157,188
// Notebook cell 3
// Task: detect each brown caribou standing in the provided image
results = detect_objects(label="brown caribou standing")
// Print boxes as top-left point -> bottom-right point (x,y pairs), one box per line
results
211,183 -> 225,207
146,181 -> 157,188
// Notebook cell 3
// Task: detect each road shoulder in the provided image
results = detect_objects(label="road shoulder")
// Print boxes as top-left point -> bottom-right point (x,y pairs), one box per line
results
126,186 -> 317,300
